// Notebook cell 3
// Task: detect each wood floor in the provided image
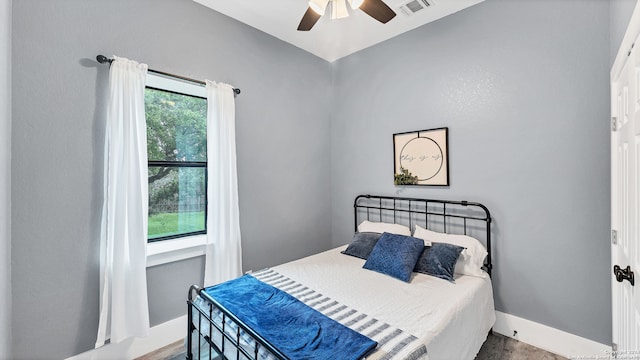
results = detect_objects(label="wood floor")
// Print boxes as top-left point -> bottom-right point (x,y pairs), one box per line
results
137,333 -> 567,360
135,340 -> 185,360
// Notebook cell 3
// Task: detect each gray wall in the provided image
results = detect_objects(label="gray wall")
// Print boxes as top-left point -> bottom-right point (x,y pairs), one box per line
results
0,0 -> 11,358
332,0 -> 611,345
11,0 -> 332,358
610,0 -> 638,64
147,256 -> 204,326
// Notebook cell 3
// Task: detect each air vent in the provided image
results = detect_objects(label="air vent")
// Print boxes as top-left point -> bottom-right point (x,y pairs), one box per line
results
398,0 -> 431,16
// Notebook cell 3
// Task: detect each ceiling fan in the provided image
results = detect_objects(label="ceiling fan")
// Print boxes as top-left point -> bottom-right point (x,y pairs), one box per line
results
298,0 -> 397,31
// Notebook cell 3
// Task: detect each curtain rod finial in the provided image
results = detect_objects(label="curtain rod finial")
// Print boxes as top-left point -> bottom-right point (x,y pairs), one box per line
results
96,55 -> 112,64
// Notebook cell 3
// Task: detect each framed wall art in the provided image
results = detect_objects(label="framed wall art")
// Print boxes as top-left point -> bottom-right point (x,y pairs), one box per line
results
393,127 -> 449,186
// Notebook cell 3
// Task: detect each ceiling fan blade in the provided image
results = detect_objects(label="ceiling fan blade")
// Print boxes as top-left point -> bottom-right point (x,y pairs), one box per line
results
297,7 -> 322,31
360,0 -> 396,24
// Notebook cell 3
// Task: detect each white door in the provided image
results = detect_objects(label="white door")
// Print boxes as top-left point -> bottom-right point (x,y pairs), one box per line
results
612,6 -> 640,355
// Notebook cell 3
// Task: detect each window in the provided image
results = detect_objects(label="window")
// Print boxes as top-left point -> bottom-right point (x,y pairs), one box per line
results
145,74 -> 207,242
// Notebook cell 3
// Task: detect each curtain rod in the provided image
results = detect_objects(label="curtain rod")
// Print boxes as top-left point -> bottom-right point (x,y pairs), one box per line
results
96,55 -> 241,95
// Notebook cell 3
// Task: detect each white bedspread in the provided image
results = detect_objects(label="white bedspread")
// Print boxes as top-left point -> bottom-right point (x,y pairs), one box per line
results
269,246 -> 496,360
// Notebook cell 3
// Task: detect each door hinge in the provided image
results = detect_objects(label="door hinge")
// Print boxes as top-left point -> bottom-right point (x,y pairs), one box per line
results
612,117 -> 618,132
612,230 -> 618,245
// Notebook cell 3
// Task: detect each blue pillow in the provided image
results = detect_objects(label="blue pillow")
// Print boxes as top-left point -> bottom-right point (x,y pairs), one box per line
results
341,232 -> 382,260
363,233 -> 424,282
413,242 -> 464,282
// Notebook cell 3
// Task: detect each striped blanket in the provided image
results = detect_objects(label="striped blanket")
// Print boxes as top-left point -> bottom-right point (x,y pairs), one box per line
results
252,269 -> 428,360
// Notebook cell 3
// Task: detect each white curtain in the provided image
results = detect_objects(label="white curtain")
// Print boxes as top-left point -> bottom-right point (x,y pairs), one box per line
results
204,81 -> 242,287
96,56 -> 150,347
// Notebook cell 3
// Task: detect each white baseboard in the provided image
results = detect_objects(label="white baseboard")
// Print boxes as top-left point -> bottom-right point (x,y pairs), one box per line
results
493,311 -> 611,358
65,315 -> 186,360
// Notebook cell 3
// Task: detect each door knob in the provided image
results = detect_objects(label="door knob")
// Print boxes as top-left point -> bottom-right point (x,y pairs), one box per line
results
614,265 -> 635,286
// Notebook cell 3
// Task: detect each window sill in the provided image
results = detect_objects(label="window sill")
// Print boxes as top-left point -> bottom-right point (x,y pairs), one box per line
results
146,235 -> 207,268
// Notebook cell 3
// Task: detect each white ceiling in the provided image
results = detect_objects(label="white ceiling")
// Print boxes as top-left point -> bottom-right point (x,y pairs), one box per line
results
193,0 -> 484,62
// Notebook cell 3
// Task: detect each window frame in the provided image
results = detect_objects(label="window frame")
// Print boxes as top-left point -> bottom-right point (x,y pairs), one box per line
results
145,73 -> 208,245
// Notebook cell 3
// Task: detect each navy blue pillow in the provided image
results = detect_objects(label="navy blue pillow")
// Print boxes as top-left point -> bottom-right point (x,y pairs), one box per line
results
363,233 -> 425,282
341,232 -> 382,260
413,242 -> 464,282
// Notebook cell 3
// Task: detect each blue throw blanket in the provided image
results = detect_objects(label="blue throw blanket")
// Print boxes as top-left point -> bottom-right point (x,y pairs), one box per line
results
203,274 -> 378,360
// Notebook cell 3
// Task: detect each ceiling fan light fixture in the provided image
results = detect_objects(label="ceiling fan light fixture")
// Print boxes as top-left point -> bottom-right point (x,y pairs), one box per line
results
348,0 -> 364,9
309,0 -> 330,15
331,0 -> 350,19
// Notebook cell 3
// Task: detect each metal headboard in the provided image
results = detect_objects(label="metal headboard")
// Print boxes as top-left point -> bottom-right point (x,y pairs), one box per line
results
354,194 -> 493,276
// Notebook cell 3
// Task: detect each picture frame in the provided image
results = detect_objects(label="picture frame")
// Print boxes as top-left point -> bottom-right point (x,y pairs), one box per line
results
393,127 -> 449,186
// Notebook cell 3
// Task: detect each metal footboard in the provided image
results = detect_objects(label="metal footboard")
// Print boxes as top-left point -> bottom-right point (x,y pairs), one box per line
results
187,285 -> 288,360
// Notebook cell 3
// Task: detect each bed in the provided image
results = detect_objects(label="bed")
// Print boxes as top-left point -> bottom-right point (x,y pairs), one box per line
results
186,194 -> 496,360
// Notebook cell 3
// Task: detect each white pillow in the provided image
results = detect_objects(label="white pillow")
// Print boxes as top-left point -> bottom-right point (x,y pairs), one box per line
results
413,225 -> 488,278
357,220 -> 411,236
